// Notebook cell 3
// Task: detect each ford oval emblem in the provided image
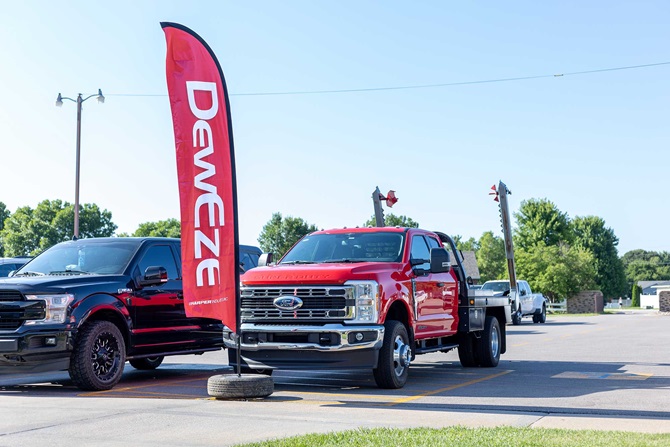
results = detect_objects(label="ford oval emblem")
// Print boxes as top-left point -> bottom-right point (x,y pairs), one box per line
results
273,296 -> 303,311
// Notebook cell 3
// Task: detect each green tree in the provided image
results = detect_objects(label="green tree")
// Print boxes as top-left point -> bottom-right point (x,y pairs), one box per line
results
516,242 -> 596,302
631,283 -> 641,307
364,214 -> 419,228
0,201 -> 10,256
621,249 -> 670,284
258,212 -> 318,259
571,216 -> 626,299
514,198 -> 572,251
476,231 -> 506,282
453,235 -> 479,252
0,200 -> 116,256
132,218 -> 181,238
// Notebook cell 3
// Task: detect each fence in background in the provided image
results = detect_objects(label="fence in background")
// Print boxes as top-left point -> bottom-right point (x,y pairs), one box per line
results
547,301 -> 567,313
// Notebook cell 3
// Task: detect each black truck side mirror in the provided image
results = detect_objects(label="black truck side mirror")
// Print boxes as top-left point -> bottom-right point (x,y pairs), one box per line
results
430,248 -> 451,274
139,266 -> 168,287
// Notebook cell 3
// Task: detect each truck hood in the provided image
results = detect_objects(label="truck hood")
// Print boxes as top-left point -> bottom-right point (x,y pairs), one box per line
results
242,262 -> 405,286
0,274 -> 130,295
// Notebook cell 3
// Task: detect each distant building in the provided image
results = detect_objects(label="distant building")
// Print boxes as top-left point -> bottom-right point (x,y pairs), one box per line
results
638,280 -> 670,295
459,251 -> 481,284
637,280 -> 670,309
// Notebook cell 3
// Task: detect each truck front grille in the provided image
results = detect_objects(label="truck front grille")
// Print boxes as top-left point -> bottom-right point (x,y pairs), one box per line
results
0,290 -> 44,330
240,286 -> 354,321
0,290 -> 27,330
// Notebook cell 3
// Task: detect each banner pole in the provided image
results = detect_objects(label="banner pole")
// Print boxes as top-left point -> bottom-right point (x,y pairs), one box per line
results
236,335 -> 242,376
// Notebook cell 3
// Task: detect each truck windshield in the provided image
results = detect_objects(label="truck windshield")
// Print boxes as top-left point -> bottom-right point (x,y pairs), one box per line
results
481,281 -> 510,293
281,232 -> 405,264
13,241 -> 139,276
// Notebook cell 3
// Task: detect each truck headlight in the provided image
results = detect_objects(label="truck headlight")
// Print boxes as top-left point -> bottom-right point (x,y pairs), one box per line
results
24,294 -> 74,325
345,280 -> 379,323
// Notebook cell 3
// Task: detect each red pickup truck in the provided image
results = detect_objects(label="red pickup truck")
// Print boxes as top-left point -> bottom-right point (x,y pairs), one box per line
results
224,227 -> 512,389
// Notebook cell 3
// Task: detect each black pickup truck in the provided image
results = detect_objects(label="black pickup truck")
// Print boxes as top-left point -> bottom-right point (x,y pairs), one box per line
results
0,237 -> 255,391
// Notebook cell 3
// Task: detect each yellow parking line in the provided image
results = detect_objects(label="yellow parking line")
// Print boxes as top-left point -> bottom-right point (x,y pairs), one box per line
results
78,376 -> 208,397
107,390 -> 205,399
284,390 -> 390,400
384,369 -> 513,407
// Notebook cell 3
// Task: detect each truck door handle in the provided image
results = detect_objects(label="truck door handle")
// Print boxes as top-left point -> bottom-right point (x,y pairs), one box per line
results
436,282 -> 445,288
177,293 -> 184,299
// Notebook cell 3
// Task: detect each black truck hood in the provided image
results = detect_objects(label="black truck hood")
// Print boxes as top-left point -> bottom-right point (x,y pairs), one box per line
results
0,275 -> 132,295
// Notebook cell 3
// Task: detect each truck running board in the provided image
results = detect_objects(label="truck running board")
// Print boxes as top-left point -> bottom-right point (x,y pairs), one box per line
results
414,340 -> 459,355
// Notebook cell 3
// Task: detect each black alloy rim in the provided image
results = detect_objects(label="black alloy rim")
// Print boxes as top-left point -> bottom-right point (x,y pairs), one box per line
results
91,332 -> 121,382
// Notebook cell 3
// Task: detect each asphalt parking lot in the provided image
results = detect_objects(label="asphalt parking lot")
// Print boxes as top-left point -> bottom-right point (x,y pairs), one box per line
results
1,310 -> 669,446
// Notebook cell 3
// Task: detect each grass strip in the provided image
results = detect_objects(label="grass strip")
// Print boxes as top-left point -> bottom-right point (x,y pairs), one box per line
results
237,426 -> 670,447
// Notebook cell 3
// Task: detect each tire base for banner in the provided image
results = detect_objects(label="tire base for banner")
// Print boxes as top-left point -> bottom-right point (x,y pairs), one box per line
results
207,374 -> 274,399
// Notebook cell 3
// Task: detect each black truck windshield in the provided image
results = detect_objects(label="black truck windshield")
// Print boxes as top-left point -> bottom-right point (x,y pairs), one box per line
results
281,232 -> 404,264
14,240 -> 139,276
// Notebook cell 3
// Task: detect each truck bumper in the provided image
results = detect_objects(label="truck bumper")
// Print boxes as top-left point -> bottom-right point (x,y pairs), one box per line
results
223,323 -> 384,370
0,328 -> 71,374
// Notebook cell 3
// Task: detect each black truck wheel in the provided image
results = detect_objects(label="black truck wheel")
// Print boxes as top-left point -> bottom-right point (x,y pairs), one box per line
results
539,304 -> 547,323
69,321 -> 126,391
457,333 -> 480,367
373,320 -> 411,389
512,310 -> 522,325
129,356 -> 164,370
207,374 -> 274,399
477,316 -> 501,367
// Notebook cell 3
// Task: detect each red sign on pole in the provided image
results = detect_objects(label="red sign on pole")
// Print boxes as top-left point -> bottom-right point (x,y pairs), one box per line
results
162,22 -> 240,333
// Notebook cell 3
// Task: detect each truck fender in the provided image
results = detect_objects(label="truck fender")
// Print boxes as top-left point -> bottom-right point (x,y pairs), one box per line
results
70,293 -> 132,342
379,290 -> 415,357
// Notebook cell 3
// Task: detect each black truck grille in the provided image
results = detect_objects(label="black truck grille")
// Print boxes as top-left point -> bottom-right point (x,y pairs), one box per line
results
0,290 -> 43,330
240,286 -> 354,321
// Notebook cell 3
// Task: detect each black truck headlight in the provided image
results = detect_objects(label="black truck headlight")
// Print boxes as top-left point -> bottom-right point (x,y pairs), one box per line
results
24,294 -> 74,325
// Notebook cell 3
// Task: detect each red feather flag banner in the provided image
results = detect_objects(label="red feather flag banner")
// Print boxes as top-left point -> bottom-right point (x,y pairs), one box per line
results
162,22 -> 240,334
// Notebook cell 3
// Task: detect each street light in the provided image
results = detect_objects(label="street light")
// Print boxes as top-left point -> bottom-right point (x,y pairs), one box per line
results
56,89 -> 105,239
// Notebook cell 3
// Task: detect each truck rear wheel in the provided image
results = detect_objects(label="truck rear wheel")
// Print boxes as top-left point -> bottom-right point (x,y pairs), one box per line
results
129,356 -> 164,370
69,320 -> 126,391
539,304 -> 547,323
373,320 -> 410,389
477,316 -> 501,367
457,333 -> 480,367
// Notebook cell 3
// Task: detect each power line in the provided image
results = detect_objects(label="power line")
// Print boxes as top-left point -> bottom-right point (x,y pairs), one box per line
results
106,61 -> 670,98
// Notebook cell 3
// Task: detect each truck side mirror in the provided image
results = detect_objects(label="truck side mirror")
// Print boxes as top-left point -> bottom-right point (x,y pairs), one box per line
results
139,266 -> 168,287
258,253 -> 274,267
429,248 -> 451,274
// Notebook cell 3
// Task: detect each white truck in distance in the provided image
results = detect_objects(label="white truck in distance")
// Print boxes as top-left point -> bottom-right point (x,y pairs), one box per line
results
478,280 -> 547,325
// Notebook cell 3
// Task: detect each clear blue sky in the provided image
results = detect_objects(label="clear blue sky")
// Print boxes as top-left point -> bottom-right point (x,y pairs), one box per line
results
1,1 -> 668,254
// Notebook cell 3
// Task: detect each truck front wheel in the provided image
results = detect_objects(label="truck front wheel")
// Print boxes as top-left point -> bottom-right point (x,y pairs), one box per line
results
373,320 -> 411,389
477,316 -> 501,367
69,320 -> 126,391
